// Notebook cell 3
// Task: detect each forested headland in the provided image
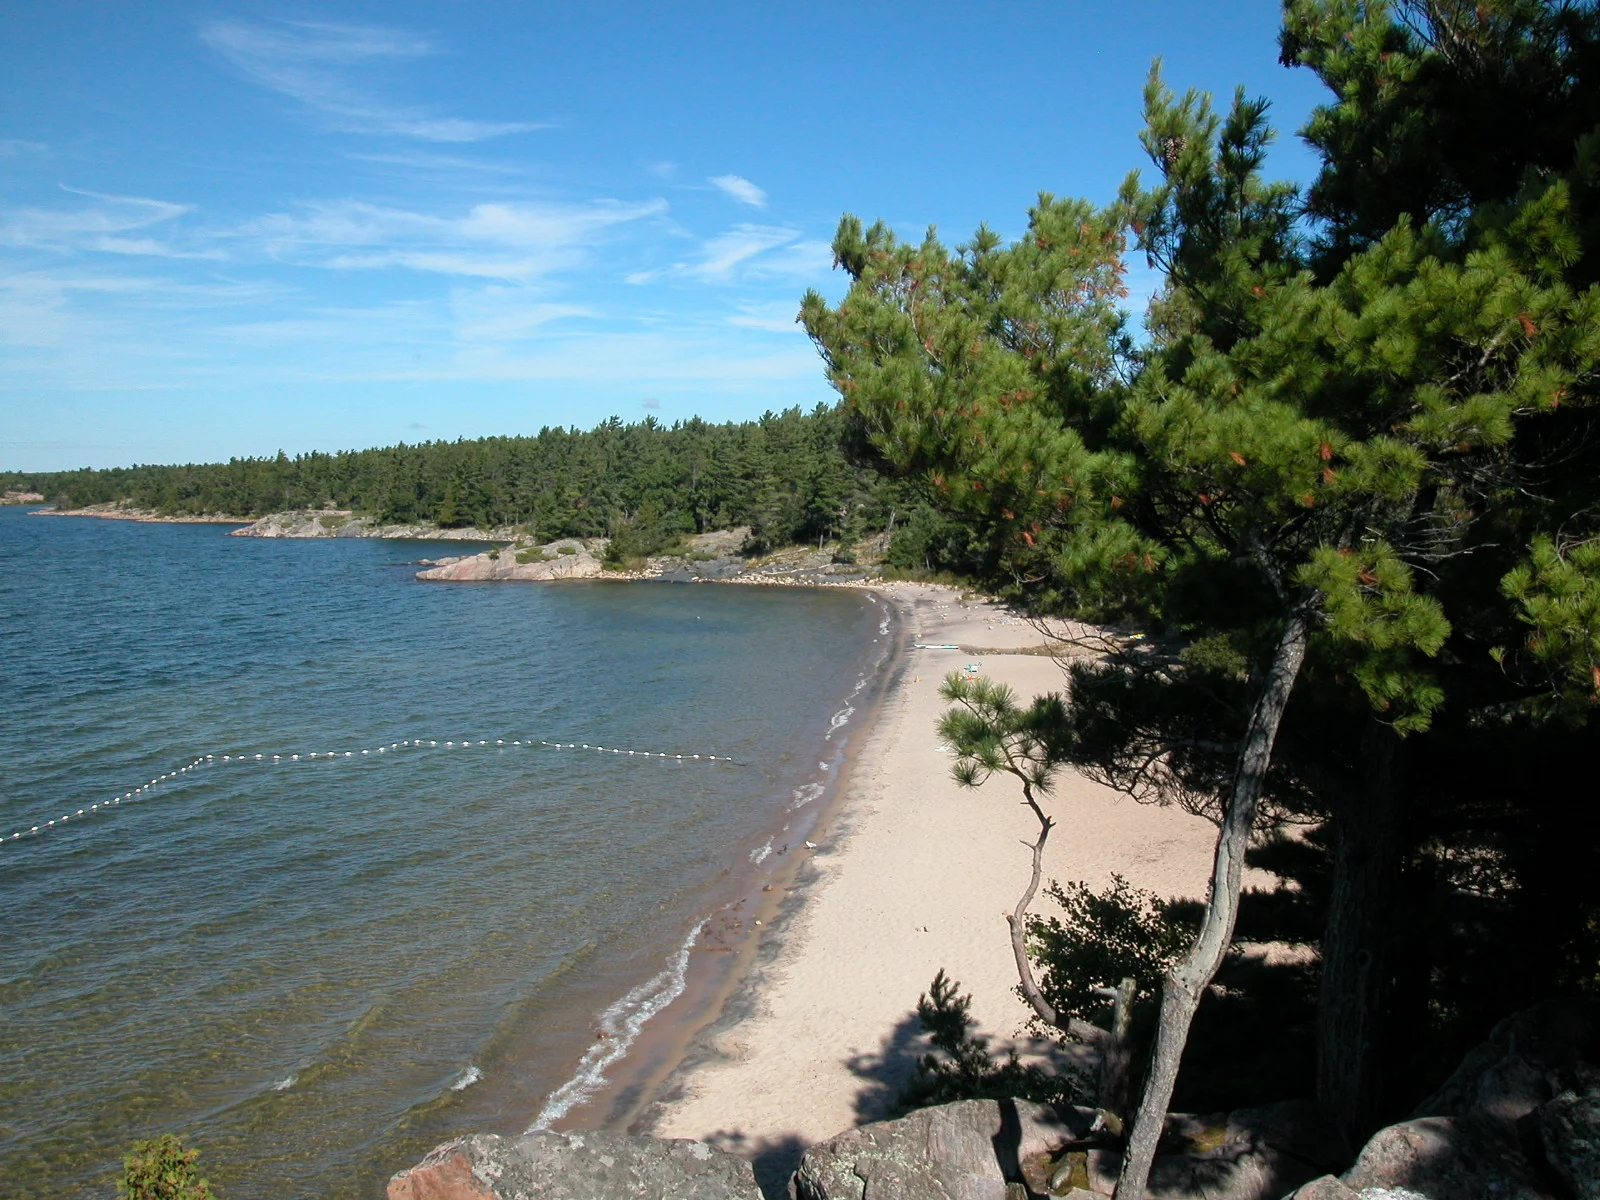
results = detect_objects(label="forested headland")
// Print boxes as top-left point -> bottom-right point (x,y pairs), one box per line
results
3,406 -> 985,570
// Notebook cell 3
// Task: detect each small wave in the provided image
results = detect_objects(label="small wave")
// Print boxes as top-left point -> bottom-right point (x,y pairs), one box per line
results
528,918 -> 707,1131
789,782 -> 825,810
750,840 -> 772,865
450,1065 -> 482,1091
824,705 -> 854,739
271,1074 -> 297,1091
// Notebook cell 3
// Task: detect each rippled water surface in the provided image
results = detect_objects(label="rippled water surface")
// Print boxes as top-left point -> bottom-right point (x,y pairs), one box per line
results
0,508 -> 882,1198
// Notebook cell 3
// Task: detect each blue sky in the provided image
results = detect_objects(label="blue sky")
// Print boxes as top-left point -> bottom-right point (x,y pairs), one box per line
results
1,2 -> 1331,471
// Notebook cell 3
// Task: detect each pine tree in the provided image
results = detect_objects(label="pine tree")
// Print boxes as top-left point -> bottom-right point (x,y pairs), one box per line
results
803,25 -> 1598,1191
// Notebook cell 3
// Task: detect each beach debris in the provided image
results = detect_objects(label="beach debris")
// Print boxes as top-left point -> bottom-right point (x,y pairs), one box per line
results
804,840 -> 819,849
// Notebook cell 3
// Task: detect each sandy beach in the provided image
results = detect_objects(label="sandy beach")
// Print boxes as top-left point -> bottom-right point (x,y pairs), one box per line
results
646,583 -> 1229,1183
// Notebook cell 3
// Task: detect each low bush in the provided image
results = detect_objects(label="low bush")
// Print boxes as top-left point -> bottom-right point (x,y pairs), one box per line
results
118,1134 -> 218,1200
897,970 -> 1086,1112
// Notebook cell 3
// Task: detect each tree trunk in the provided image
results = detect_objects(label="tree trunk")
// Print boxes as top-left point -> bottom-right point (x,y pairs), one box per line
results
1317,716 -> 1405,1140
1099,977 -> 1137,1120
1007,781 -> 1112,1047
1114,607 -> 1312,1200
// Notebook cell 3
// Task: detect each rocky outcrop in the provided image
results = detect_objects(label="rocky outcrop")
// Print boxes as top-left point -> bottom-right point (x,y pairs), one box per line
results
383,1000 -> 1600,1200
412,528 -> 881,586
387,1130 -> 760,1200
230,510 -> 522,540
34,502 -> 245,522
793,1098 -> 1091,1200
792,1098 -> 1345,1200
416,540 -> 606,582
1286,997 -> 1600,1200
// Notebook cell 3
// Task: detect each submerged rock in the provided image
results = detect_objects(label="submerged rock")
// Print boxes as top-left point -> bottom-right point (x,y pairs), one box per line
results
387,1129 -> 761,1200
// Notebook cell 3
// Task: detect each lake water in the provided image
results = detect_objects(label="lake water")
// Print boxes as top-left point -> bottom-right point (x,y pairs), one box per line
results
0,507 -> 887,1199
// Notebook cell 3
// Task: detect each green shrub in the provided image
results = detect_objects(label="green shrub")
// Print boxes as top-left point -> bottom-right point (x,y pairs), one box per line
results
118,1134 -> 218,1200
1028,874 -> 1196,1026
603,505 -> 686,566
897,970 -> 1085,1112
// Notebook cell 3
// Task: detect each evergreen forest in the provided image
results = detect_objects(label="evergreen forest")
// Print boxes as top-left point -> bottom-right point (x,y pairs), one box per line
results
2,406 -> 975,567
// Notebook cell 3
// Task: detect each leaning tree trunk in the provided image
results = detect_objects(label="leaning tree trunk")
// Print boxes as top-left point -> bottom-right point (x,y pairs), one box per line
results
1317,716 -> 1406,1140
1114,608 -> 1312,1200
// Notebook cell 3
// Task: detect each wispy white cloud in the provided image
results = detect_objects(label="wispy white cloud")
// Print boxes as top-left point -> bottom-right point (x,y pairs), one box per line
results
0,138 -> 47,157
752,238 -> 833,280
0,187 -> 222,259
243,197 -> 667,280
355,330 -> 822,385
347,150 -> 531,175
200,19 -> 540,142
693,224 -> 798,278
709,174 -> 767,209
0,269 -> 277,365
3,187 -> 188,240
450,290 -> 594,342
726,300 -> 802,333
624,223 -> 814,285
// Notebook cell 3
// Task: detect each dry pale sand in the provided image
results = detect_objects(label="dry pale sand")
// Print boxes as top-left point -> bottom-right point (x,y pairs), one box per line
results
651,584 -> 1228,1162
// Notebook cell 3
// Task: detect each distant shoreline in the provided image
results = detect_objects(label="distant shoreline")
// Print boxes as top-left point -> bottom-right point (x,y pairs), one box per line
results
32,504 -> 513,538
35,505 -> 898,589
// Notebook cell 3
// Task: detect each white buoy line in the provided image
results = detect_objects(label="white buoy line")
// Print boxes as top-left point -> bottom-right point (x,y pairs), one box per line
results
2,737 -> 738,849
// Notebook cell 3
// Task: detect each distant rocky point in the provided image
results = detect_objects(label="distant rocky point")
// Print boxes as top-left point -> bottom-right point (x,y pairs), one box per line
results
2,491 -> 45,505
416,527 -> 886,586
31,501 -> 241,522
32,505 -> 891,586
229,510 -> 523,541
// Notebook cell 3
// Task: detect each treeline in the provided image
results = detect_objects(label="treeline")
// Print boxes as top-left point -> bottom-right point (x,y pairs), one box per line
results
4,406 -> 979,564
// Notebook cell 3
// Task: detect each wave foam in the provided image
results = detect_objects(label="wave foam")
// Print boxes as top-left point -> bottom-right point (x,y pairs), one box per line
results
527,918 -> 706,1131
789,782 -> 825,810
270,1074 -> 297,1091
750,840 -> 772,865
450,1065 -> 482,1091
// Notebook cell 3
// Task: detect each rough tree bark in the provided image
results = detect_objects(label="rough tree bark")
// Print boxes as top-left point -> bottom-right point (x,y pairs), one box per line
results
1317,716 -> 1406,1140
1114,607 -> 1312,1200
1100,977 -> 1138,1120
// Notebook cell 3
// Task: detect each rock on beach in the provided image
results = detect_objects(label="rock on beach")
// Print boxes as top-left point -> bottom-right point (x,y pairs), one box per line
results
386,1130 -> 761,1200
